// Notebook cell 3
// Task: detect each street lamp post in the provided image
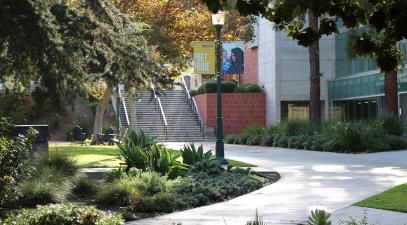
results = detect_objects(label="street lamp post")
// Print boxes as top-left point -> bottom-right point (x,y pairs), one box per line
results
212,11 -> 227,164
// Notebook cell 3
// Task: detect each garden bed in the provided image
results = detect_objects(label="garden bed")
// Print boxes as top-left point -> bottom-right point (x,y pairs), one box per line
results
225,117 -> 407,153
1,128 -> 277,224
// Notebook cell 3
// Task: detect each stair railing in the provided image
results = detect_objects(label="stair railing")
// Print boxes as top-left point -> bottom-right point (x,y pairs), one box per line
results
118,85 -> 130,128
150,81 -> 168,139
181,76 -> 205,137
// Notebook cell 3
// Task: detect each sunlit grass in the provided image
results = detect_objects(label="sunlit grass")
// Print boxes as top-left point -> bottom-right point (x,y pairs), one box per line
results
355,183 -> 407,213
49,144 -> 256,168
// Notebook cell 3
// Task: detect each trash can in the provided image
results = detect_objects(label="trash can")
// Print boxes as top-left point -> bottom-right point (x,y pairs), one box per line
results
13,125 -> 49,152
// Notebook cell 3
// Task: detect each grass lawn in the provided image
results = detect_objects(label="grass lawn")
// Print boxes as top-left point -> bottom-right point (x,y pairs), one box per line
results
355,183 -> 407,213
49,144 -> 256,168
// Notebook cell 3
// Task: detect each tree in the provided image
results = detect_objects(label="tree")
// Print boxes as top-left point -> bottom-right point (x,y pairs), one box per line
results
348,0 -> 407,115
111,0 -> 255,63
200,0 -> 365,122
0,0 -> 164,139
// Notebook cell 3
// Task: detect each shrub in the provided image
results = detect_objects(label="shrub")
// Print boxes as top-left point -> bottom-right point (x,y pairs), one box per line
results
35,151 -> 78,177
181,143 -> 212,166
260,134 -> 274,146
197,81 -> 237,94
234,83 -> 263,93
71,175 -> 98,198
283,120 -> 309,136
0,93 -> 34,124
134,192 -> 183,213
246,135 -> 263,145
0,127 -> 36,206
15,152 -> 79,207
224,134 -> 236,144
385,135 -> 407,150
16,172 -> 72,207
381,115 -> 404,136
131,172 -> 168,196
189,89 -> 198,97
1,204 -> 123,225
189,160 -> 223,175
96,178 -> 139,206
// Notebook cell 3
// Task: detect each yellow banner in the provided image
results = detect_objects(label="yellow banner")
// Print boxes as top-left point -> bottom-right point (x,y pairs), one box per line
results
192,41 -> 215,75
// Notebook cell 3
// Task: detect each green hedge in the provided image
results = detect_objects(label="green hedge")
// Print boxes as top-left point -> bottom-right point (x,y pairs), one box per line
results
225,117 -> 407,153
0,204 -> 123,225
234,83 -> 263,93
191,82 -> 262,96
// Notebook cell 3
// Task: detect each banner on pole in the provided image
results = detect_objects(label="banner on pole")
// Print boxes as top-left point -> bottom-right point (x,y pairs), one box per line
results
222,41 -> 244,75
192,41 -> 216,75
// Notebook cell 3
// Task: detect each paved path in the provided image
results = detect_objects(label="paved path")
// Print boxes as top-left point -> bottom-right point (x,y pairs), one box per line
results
128,143 -> 407,225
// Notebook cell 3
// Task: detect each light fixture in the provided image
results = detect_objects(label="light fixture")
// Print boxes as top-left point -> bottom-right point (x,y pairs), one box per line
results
212,11 -> 225,26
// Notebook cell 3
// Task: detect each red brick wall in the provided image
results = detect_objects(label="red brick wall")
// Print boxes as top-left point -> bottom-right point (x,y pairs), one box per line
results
241,45 -> 258,84
194,93 -> 266,134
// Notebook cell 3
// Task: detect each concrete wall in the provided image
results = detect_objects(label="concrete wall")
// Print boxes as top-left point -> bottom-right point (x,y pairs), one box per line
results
194,93 -> 266,134
257,18 -> 335,123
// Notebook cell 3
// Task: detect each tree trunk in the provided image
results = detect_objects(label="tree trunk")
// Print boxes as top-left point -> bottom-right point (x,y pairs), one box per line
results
384,70 -> 399,115
308,10 -> 321,123
92,84 -> 113,143
128,89 -> 138,132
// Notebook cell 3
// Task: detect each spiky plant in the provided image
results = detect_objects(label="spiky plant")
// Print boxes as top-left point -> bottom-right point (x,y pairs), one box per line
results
308,209 -> 332,225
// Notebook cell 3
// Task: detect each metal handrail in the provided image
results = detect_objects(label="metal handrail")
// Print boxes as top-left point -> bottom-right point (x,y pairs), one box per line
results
181,76 -> 205,136
150,81 -> 168,139
118,85 -> 130,127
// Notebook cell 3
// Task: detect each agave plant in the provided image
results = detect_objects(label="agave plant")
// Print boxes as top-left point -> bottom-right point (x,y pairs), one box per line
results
148,145 -> 187,179
308,209 -> 332,225
181,143 -> 212,166
117,131 -> 156,173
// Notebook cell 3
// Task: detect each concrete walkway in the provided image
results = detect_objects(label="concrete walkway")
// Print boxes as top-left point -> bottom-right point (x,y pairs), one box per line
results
127,143 -> 407,225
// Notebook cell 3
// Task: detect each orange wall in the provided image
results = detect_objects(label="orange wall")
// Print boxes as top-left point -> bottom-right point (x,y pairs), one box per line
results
241,45 -> 258,84
194,93 -> 266,134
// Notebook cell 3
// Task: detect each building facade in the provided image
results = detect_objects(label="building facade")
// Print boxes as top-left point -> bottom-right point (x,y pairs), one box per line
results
254,18 -> 407,123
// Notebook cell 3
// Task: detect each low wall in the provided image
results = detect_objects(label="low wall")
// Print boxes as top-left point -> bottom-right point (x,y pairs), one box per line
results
194,93 -> 266,134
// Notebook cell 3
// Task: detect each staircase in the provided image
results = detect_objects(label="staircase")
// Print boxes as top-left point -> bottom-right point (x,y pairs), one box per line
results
117,89 -> 215,142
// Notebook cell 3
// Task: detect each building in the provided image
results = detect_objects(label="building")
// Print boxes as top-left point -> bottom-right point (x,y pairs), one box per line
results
252,18 -> 407,123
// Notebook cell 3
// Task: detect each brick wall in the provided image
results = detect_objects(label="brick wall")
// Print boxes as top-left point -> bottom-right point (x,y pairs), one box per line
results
194,93 -> 266,134
241,45 -> 258,84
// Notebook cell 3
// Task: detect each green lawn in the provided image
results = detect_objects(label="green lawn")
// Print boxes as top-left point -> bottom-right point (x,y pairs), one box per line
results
49,144 -> 256,168
355,183 -> 407,213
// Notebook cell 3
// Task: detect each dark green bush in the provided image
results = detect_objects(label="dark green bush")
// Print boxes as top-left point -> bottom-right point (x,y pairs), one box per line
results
1,204 -> 123,225
385,135 -> 407,150
96,179 -> 138,206
189,89 -> 198,97
0,127 -> 36,206
234,83 -> 263,93
189,160 -> 223,175
381,115 -> 404,136
275,135 -> 289,148
15,152 -> 79,207
132,172 -> 168,196
0,93 -> 34,124
283,120 -> 310,136
260,134 -> 274,146
71,175 -> 98,198
246,135 -> 263,145
197,81 -> 237,94
224,134 -> 236,144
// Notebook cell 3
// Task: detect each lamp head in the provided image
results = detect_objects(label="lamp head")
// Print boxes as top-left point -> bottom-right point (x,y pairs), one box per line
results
211,11 -> 225,26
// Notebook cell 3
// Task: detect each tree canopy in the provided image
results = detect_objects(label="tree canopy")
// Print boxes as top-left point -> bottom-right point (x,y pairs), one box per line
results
111,0 -> 255,64
0,0 -> 163,100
